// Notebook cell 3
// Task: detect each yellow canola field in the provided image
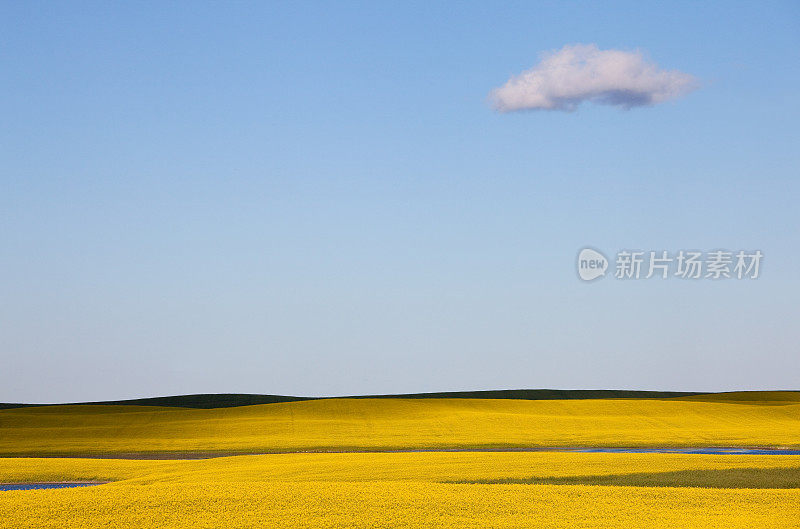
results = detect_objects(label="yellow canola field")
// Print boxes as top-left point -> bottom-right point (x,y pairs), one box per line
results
1,452 -> 799,528
3,481 -> 799,529
1,392 -> 799,456
2,451 -> 800,484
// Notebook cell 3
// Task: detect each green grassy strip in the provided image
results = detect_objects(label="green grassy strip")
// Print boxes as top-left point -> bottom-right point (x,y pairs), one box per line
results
451,467 -> 800,489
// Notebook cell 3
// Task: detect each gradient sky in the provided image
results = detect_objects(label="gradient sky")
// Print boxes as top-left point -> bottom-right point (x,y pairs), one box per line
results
2,1 -> 799,402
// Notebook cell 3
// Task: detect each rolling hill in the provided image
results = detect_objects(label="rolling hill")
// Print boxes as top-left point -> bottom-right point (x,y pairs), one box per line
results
0,391 -> 798,456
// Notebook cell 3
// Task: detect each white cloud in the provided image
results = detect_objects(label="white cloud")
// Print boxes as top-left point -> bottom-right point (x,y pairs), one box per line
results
490,44 -> 697,112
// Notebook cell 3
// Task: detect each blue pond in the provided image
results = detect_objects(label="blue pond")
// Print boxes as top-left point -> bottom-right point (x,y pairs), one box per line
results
573,447 -> 800,455
0,483 -> 100,491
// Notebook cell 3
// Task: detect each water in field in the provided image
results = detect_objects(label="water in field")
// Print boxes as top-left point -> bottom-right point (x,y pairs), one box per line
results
0,483 -> 101,491
572,447 -> 800,455
400,447 -> 800,455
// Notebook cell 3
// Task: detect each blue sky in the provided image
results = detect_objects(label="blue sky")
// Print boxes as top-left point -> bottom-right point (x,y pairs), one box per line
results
1,2 -> 799,402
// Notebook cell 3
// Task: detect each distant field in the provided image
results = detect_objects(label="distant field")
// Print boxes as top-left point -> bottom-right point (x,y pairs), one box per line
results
0,391 -> 798,456
1,452 -> 799,528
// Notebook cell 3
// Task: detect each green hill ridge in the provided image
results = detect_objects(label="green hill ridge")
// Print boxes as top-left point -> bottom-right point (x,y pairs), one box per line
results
0,389 -> 741,410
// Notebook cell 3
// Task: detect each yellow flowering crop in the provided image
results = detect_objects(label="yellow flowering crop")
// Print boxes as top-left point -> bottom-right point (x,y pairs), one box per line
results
1,392 -> 798,456
1,394 -> 798,527
1,452 -> 799,528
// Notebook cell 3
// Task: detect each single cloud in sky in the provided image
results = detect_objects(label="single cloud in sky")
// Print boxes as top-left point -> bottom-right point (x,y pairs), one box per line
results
490,44 -> 697,112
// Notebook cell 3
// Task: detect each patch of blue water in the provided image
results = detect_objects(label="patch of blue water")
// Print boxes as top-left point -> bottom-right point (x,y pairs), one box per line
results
0,483 -> 100,491
574,448 -> 800,455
